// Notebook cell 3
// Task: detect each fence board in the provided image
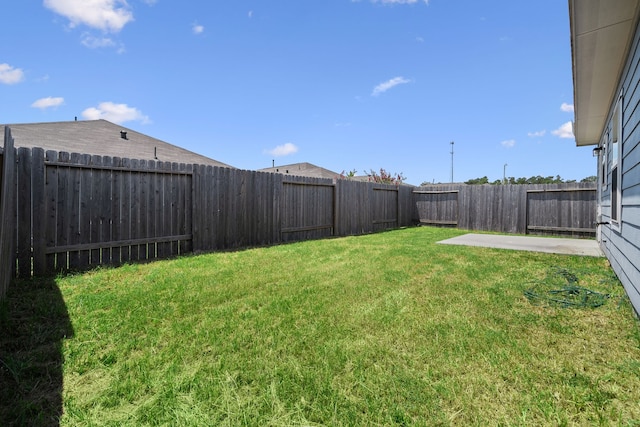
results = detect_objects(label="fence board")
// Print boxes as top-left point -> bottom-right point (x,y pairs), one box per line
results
56,152 -> 71,271
44,151 -> 59,273
183,164 -> 193,253
111,156 -> 123,266
0,128 -> 16,299
17,147 -> 32,278
67,153 -> 82,270
130,158 -> 141,261
32,149 -> 46,275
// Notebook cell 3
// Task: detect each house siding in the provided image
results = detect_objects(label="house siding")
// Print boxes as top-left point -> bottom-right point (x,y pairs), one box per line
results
600,17 -> 640,315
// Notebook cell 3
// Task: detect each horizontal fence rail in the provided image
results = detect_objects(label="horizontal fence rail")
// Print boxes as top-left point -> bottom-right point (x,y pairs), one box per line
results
1,136 -> 597,282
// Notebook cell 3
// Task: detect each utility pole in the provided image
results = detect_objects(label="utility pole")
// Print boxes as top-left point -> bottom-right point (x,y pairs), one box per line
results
503,163 -> 508,184
450,141 -> 454,183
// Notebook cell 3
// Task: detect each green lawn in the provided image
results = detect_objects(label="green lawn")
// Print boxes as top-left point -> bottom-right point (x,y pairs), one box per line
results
2,227 -> 640,426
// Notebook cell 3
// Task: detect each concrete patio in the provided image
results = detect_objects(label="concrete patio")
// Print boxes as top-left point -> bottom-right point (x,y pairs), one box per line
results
437,233 -> 603,257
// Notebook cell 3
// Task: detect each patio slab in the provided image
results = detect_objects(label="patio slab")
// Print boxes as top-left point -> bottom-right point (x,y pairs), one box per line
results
437,233 -> 603,257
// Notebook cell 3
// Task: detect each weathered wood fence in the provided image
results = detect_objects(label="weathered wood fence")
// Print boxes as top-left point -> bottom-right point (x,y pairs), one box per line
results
0,128 -> 17,300
4,143 -> 413,279
413,183 -> 597,236
0,128 -> 597,286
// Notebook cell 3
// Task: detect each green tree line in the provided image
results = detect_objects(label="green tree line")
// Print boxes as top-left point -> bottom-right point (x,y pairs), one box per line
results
463,175 -> 597,185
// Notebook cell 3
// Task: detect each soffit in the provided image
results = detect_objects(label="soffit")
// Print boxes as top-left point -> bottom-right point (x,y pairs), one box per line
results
570,0 -> 639,146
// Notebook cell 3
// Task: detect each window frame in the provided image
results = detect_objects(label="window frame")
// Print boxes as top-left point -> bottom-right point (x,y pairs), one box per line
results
610,91 -> 623,230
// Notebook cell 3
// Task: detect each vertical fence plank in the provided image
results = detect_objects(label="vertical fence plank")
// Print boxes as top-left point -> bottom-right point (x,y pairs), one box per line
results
148,160 -> 159,260
272,172 -> 282,244
101,156 -> 114,265
171,162 -> 180,257
158,161 -> 171,257
44,150 -> 59,274
191,164 -> 202,252
129,158 -> 141,261
183,163 -> 193,253
66,153 -> 82,270
0,128 -> 17,296
55,151 -> 71,272
138,160 -> 150,261
31,149 -> 46,275
16,147 -> 32,278
77,154 -> 91,270
89,155 -> 102,266
111,157 -> 123,266
120,158 -> 132,263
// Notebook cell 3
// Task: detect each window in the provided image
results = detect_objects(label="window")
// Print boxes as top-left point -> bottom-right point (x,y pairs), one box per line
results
610,92 -> 623,227
600,135 -> 607,190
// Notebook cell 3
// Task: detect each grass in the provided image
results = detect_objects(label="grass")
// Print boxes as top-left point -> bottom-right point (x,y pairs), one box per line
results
2,226 -> 640,426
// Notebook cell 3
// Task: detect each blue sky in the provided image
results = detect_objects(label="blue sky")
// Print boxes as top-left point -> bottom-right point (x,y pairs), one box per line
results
1,0 -> 593,185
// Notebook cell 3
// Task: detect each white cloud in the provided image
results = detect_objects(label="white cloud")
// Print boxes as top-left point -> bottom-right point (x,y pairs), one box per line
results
501,139 -> 516,148
31,97 -> 65,109
248,10 -> 253,18
552,121 -> 574,139
43,0 -> 134,32
370,0 -> 429,4
266,143 -> 298,157
0,63 -> 25,84
372,76 -> 411,96
81,34 -> 116,48
81,102 -> 150,124
527,130 -> 546,138
560,102 -> 574,113
192,23 -> 204,34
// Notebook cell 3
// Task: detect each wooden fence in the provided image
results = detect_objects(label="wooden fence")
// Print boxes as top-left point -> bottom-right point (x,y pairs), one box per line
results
5,144 -> 412,279
0,128 -> 17,300
0,130 -> 597,284
413,183 -> 597,236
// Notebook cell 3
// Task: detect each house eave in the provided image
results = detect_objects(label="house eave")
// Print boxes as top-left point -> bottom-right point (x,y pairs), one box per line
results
570,0 -> 640,147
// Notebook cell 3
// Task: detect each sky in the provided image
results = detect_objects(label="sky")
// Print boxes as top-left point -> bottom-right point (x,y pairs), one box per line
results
1,0 -> 595,185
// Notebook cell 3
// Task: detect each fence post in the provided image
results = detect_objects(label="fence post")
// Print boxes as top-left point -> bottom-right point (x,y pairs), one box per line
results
0,127 -> 17,300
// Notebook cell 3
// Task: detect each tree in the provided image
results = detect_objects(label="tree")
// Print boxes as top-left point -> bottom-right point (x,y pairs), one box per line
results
463,175 -> 595,185
366,168 -> 406,185
339,169 -> 358,180
464,176 -> 489,185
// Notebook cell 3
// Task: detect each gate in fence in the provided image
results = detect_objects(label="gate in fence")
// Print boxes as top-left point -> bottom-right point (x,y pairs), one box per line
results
15,148 -> 193,277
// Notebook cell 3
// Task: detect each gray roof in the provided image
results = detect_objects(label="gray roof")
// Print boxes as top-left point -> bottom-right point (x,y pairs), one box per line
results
1,119 -> 233,168
258,162 -> 340,179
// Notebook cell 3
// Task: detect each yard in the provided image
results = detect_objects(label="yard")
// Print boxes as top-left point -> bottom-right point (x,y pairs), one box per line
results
2,227 -> 639,425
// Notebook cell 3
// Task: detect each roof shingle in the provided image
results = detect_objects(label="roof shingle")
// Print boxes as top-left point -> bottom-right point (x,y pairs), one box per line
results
1,119 -> 232,168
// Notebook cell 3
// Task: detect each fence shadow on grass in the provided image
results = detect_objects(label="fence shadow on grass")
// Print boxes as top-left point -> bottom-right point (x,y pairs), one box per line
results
0,278 -> 73,426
